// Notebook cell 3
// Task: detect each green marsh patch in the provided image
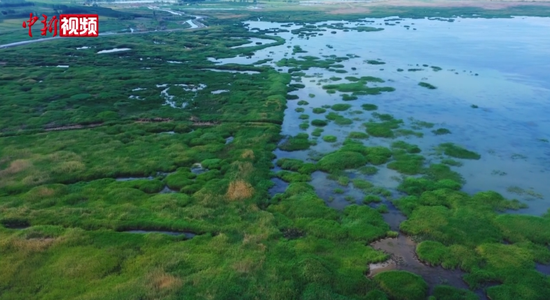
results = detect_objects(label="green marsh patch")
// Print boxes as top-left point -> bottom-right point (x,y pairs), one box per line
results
279,133 -> 312,151
374,271 -> 428,300
418,82 -> 437,89
321,76 -> 394,96
438,143 -> 481,160
331,104 -> 352,111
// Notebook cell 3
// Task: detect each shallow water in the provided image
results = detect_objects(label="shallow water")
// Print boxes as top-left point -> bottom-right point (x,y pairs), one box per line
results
160,186 -> 178,193
369,234 -> 475,295
201,67 -> 261,74
536,263 -> 550,276
223,16 -> 550,215
191,163 -> 207,175
186,19 -> 198,29
247,16 -> 550,294
97,48 -> 131,54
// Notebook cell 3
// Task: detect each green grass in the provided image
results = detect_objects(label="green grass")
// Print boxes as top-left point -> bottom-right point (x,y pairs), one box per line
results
361,104 -> 378,111
331,104 -> 352,111
3,5 -> 550,299
433,128 -> 451,135
322,135 -> 337,143
342,94 -> 359,101
358,166 -> 378,175
353,179 -> 374,190
276,170 -> 312,183
377,204 -> 389,213
374,271 -> 428,300
364,195 -> 382,204
387,153 -> 425,175
279,134 -> 312,151
312,107 -> 326,114
311,128 -> 324,137
311,119 -> 328,127
348,132 -> 369,139
317,151 -> 368,172
419,82 -> 437,89
441,159 -> 463,167
365,60 -> 385,65
438,143 -> 481,160
391,141 -> 421,153
321,77 -> 394,96
365,121 -> 400,138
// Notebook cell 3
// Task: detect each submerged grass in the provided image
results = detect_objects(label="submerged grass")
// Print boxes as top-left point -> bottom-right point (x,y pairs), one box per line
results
438,143 -> 481,160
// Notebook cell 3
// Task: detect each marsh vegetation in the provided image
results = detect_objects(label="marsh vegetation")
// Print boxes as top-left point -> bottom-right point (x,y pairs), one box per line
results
1,3 -> 550,300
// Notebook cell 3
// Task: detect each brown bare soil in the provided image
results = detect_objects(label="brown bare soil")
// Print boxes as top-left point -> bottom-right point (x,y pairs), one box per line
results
226,180 -> 254,200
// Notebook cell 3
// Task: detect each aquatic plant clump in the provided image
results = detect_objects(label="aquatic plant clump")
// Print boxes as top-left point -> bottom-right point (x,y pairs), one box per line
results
391,141 -> 421,153
387,153 -> 425,175
433,128 -> 451,135
374,271 -> 428,300
438,143 -> 481,160
364,119 -> 403,138
358,166 -> 378,175
334,117 -> 353,125
312,107 -> 326,114
364,195 -> 382,204
311,119 -> 328,127
317,151 -> 368,172
311,128 -> 324,137
279,133 -> 312,151
419,82 -> 437,89
348,132 -> 369,139
322,135 -> 337,143
361,104 -> 378,111
342,94 -> 358,101
321,76 -> 394,96
331,104 -> 352,111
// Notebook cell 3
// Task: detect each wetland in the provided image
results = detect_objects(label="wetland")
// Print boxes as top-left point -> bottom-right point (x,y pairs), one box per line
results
1,2 -> 550,300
